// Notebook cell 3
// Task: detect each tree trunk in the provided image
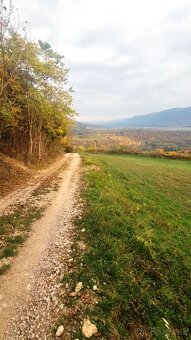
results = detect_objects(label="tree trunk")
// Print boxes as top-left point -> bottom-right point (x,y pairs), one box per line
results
37,117 -> 42,160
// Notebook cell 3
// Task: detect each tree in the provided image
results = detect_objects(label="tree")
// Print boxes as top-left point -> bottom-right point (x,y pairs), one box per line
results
0,0 -> 76,161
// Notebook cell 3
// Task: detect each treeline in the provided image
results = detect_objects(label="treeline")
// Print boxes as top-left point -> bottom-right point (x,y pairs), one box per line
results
77,145 -> 191,160
76,145 -> 191,160
107,148 -> 191,160
0,1 -> 75,162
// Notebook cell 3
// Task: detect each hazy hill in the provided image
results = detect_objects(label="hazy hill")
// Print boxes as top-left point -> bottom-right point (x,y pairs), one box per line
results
108,107 -> 191,128
78,107 -> 191,129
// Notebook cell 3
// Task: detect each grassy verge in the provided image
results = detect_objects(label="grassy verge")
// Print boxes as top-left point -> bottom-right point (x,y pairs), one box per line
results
75,153 -> 191,339
0,205 -> 44,267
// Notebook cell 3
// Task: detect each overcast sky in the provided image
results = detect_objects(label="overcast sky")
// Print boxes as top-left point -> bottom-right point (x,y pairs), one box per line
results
12,0 -> 191,121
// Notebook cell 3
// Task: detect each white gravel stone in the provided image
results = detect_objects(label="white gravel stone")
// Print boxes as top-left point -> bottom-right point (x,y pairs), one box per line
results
82,318 -> 98,338
56,325 -> 64,337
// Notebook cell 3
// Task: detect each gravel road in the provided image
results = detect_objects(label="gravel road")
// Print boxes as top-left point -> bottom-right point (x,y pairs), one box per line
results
0,153 -> 81,339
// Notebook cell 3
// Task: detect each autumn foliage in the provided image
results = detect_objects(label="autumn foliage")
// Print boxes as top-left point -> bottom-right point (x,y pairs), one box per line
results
0,1 -> 75,162
72,129 -> 191,160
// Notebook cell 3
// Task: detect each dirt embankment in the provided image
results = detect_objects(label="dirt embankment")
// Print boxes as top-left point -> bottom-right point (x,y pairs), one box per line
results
0,153 -> 32,198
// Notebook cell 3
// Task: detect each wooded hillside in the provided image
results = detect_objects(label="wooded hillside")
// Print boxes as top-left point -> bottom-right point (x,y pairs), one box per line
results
0,1 -> 75,162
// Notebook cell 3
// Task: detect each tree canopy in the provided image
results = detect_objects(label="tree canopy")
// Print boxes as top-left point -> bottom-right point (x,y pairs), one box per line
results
0,0 -> 76,161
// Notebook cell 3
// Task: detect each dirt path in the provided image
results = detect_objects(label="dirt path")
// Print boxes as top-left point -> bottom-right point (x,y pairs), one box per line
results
0,153 -> 81,339
0,153 -> 72,215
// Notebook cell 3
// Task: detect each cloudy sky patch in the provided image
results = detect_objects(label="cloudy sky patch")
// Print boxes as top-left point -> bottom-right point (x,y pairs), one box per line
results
12,0 -> 191,121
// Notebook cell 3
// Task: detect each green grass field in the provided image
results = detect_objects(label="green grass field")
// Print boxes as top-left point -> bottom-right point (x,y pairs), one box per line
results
77,154 -> 191,339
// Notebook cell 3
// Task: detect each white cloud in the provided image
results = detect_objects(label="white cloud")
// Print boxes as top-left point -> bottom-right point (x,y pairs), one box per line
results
65,45 -> 116,64
12,0 -> 191,120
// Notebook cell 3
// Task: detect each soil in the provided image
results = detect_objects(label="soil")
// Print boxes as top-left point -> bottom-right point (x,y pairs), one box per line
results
0,153 -> 32,199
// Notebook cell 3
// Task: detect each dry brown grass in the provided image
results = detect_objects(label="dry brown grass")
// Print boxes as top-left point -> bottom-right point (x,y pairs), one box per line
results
0,153 -> 32,198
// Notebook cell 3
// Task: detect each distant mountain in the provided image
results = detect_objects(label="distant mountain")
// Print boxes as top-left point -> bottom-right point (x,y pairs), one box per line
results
105,107 -> 191,128
78,107 -> 191,129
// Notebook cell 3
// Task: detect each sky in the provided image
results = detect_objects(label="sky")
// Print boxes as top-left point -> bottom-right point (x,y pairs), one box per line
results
10,0 -> 191,121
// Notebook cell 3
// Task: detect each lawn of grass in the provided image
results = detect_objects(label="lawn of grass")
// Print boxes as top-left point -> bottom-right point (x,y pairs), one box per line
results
77,154 -> 191,339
